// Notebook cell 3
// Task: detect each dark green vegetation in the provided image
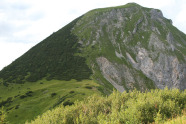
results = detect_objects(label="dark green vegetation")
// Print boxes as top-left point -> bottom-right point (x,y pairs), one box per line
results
27,88 -> 186,124
0,16 -> 92,83
0,79 -> 103,124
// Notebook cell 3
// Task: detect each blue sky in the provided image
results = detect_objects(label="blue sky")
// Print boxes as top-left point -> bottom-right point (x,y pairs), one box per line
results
0,0 -> 185,70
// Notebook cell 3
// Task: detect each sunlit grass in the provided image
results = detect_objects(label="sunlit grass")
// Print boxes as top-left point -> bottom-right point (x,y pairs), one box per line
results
0,79 -> 103,124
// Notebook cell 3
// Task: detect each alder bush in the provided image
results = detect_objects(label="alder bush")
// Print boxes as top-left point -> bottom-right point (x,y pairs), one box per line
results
27,88 -> 186,124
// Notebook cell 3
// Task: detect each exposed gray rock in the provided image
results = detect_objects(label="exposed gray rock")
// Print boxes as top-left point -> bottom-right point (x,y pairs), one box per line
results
131,47 -> 186,90
126,52 -> 138,69
166,32 -> 175,51
96,57 -> 125,92
133,17 -> 143,34
148,33 -> 165,50
96,56 -> 154,92
142,11 -> 148,27
151,27 -> 161,34
150,9 -> 163,19
115,51 -> 124,58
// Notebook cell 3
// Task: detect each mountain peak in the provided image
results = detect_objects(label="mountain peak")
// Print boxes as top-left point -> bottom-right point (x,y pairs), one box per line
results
0,3 -> 185,90
73,3 -> 186,91
125,2 -> 141,6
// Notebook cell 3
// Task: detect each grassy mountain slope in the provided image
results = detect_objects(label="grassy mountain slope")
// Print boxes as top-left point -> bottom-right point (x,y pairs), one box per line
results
0,16 -> 103,124
0,5 -> 113,124
0,79 -> 103,124
0,2 -> 185,92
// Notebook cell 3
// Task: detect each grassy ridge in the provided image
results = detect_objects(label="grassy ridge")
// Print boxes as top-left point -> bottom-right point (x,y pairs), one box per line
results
0,79 -> 103,124
27,88 -> 186,124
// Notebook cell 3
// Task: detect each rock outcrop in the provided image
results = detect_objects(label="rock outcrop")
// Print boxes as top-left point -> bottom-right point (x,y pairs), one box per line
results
74,3 -> 186,91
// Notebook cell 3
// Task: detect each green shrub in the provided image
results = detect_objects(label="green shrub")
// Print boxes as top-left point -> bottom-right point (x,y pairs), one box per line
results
0,107 -> 8,124
51,93 -> 57,97
69,91 -> 75,94
20,95 -> 27,99
27,89 -> 186,124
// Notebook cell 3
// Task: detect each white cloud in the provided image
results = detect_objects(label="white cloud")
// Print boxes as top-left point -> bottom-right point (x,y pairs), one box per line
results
0,0 -> 185,70
174,4 -> 186,33
137,0 -> 175,8
0,41 -> 34,70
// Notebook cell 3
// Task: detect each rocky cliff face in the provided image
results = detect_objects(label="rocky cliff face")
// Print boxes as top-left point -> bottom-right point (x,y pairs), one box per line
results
73,3 -> 186,91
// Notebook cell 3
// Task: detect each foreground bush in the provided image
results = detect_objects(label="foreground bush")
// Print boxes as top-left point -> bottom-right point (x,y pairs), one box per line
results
0,107 -> 8,124
27,88 -> 186,124
164,111 -> 186,124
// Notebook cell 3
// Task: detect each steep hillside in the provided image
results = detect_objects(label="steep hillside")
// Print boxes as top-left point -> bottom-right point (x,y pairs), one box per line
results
0,3 -> 185,92
0,16 -> 92,83
0,16 -> 105,124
